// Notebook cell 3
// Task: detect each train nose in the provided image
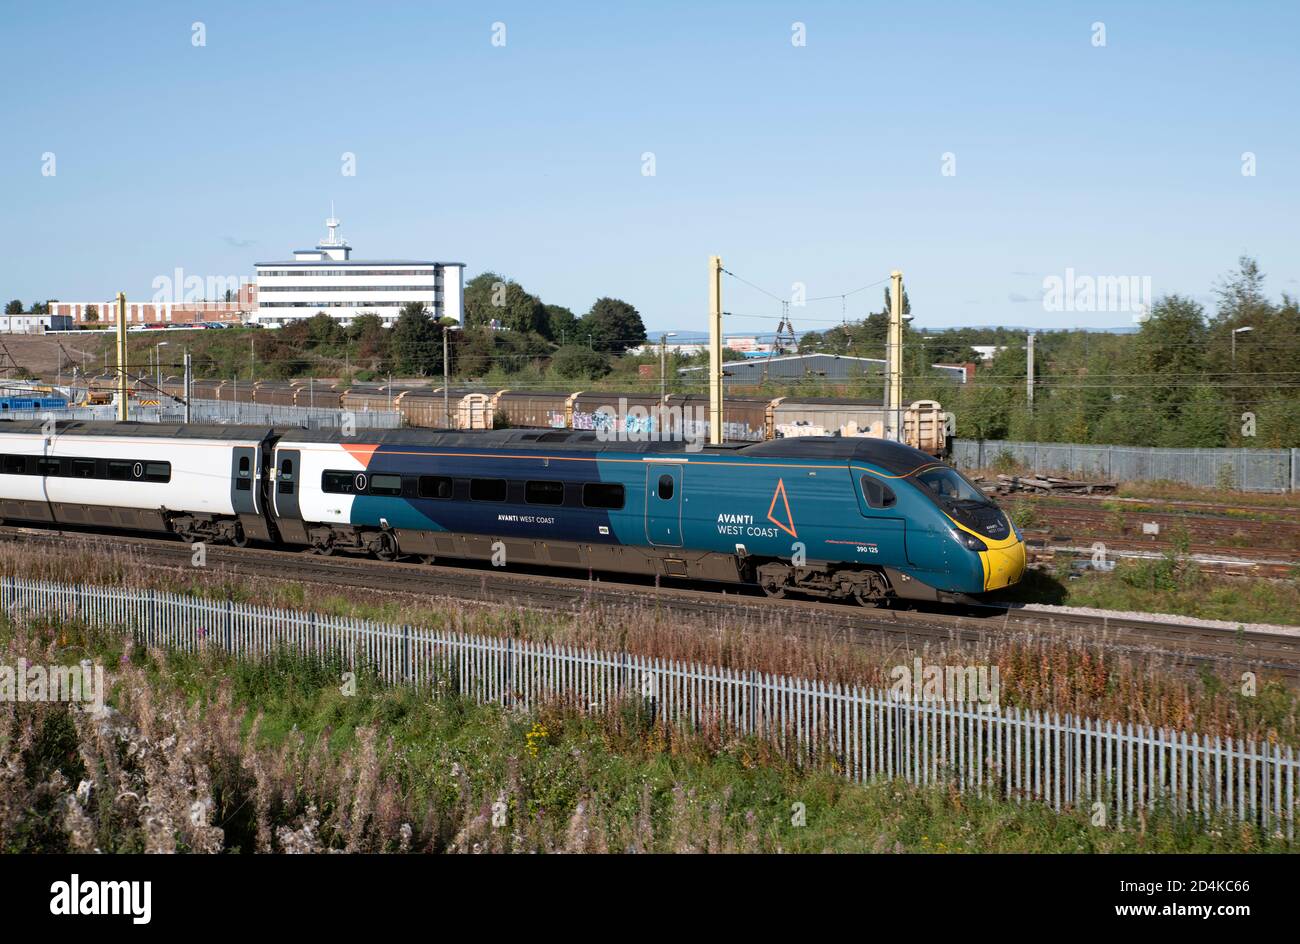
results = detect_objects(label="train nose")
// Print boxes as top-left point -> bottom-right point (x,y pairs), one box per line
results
982,538 -> 1027,591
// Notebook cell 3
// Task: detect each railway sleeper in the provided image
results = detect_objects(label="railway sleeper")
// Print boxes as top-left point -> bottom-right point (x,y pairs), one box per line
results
755,560 -> 892,606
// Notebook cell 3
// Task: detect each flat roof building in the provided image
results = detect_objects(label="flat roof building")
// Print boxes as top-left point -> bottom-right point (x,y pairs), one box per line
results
253,212 -> 464,328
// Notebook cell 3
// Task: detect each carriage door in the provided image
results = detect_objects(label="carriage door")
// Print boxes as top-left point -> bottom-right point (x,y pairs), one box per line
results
273,449 -> 301,520
231,447 -> 259,515
645,463 -> 683,547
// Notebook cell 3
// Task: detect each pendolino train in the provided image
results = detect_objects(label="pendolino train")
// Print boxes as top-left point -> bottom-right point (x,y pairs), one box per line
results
0,421 -> 1026,605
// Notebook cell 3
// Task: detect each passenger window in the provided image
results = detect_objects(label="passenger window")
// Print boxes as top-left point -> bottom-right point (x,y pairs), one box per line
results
861,476 -> 896,509
657,474 -> 674,501
237,456 -> 252,491
582,483 -> 624,509
470,478 -> 507,502
143,462 -> 171,483
368,473 -> 403,496
524,480 -> 564,505
37,458 -> 62,477
418,475 -> 453,499
1,455 -> 26,475
73,459 -> 96,478
322,470 -> 356,494
107,461 -> 132,480
278,458 -> 295,494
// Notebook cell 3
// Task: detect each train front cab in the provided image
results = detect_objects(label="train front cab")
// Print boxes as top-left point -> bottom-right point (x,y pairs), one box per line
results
946,516 -> 1027,593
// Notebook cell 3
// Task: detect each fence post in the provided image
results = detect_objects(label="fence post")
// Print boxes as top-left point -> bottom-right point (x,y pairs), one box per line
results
225,599 -> 233,654
402,624 -> 411,683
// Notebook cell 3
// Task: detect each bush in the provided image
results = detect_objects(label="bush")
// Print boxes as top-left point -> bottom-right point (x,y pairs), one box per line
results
549,345 -> 611,380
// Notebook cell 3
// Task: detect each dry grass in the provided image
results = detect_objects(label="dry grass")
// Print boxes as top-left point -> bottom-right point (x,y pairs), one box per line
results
2,541 -> 1298,747
2,617 -> 1283,854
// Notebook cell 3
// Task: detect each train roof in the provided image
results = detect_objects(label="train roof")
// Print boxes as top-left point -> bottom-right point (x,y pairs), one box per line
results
0,420 -> 279,441
0,421 -> 941,475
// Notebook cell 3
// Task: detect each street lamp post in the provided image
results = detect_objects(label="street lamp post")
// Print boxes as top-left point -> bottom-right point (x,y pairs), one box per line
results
443,320 -> 461,429
659,332 -> 678,400
155,341 -> 168,390
1232,325 -> 1253,365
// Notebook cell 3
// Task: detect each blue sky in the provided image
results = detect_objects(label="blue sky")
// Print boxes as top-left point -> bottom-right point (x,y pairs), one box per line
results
2,0 -> 1296,336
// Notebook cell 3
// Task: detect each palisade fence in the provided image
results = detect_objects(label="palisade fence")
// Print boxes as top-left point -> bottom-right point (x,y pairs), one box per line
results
185,397 -> 402,429
3,399 -> 401,429
4,576 -> 1296,839
951,439 -> 1298,493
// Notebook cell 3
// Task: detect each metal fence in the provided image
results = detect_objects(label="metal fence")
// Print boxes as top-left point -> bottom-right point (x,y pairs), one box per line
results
0,400 -> 401,429
185,397 -> 402,429
4,576 -> 1295,838
952,439 -> 1298,493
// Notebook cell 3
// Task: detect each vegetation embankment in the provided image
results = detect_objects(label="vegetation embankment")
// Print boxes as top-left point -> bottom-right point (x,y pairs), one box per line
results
2,542 -> 1298,750
1,615 -> 1287,853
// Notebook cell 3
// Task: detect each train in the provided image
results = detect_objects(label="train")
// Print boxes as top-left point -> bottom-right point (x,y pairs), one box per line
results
0,420 -> 1025,605
138,378 -> 952,456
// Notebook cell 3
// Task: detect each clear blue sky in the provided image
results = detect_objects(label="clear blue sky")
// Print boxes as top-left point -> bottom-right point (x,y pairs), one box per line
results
2,0 -> 1296,336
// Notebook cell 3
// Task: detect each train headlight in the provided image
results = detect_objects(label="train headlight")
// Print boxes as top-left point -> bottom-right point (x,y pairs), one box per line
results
954,530 -> 988,553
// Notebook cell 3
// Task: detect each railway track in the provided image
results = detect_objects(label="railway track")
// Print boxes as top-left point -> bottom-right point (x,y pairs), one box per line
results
3,523 -> 1300,681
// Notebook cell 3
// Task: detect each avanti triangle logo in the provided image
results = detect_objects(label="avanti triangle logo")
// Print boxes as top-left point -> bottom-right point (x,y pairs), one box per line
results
766,478 -> 797,539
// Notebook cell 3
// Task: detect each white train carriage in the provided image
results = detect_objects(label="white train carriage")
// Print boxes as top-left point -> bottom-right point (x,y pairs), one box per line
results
0,422 -> 276,545
267,436 -> 373,554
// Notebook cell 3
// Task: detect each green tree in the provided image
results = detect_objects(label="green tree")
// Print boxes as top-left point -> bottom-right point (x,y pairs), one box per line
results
1130,294 -> 1207,419
4,300 -> 22,314
391,302 -> 441,376
544,304 -> 582,345
84,305 -> 98,323
463,271 -> 548,336
549,345 -> 611,380
582,297 -> 645,353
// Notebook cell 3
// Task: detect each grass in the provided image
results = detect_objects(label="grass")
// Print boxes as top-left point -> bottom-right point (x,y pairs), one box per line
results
0,615 -> 1287,853
1115,480 -> 1300,509
3,542 -> 1299,747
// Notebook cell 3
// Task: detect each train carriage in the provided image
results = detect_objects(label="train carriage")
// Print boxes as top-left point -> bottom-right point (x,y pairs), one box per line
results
0,419 -> 1023,605
0,421 -> 276,545
268,427 -> 1025,603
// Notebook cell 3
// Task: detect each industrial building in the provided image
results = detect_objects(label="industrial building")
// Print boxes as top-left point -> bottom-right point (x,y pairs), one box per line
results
252,214 -> 464,328
48,287 -> 253,327
1,313 -> 74,333
678,352 -> 970,386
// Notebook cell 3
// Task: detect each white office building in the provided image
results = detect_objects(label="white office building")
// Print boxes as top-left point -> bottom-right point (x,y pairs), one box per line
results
254,213 -> 464,328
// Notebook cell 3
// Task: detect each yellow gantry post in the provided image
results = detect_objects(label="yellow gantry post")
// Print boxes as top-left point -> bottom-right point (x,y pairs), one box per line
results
708,255 -> 723,444
116,292 -> 128,422
887,270 -> 903,442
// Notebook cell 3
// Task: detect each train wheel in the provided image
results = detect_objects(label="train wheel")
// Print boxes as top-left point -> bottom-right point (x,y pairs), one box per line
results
374,532 -> 398,562
230,528 -> 249,548
852,587 -> 879,607
760,581 -> 787,599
